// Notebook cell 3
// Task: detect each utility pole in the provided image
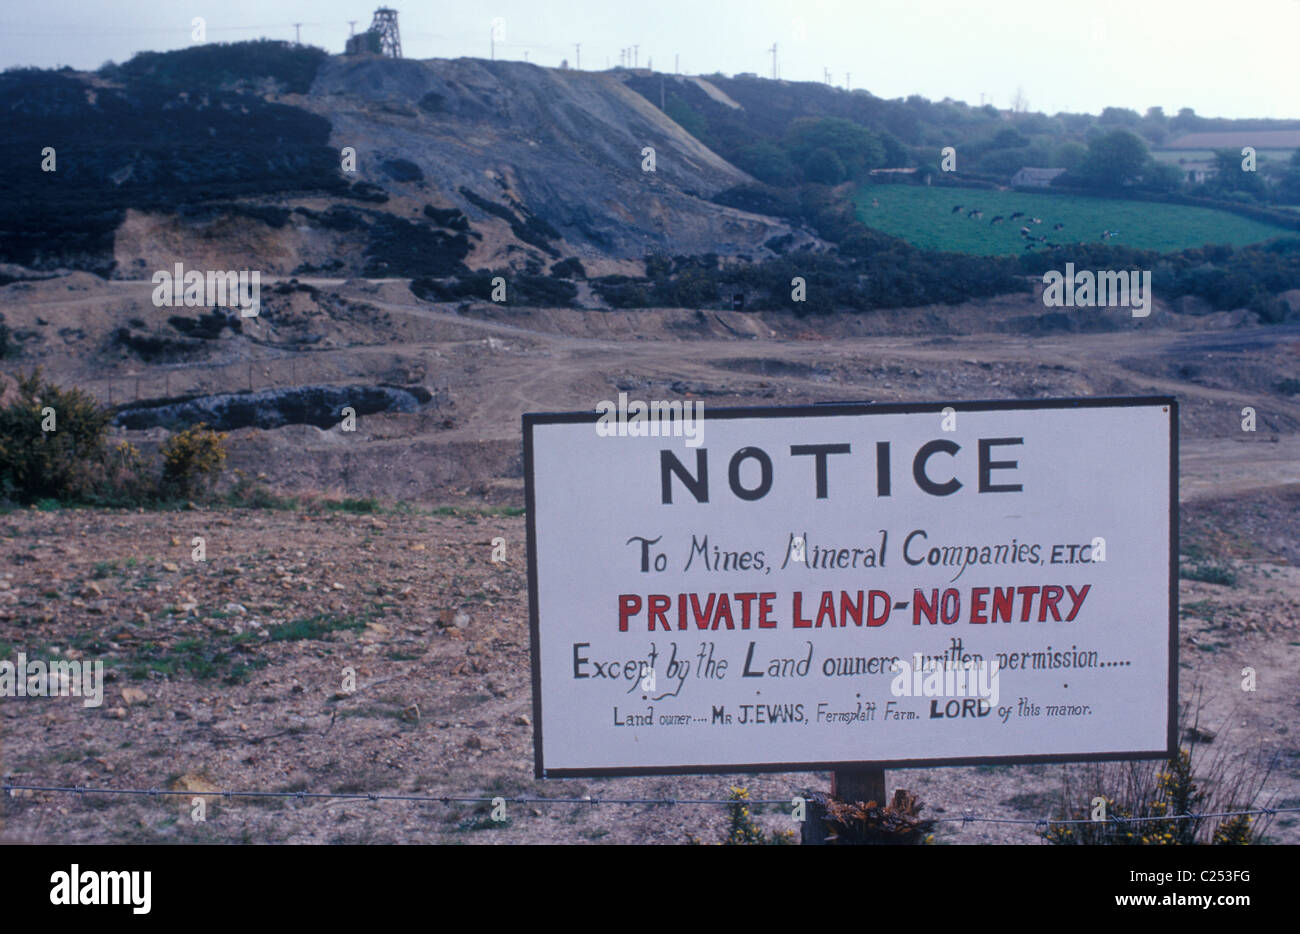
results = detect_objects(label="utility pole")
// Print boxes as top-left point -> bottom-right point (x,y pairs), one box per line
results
293,22 -> 302,45
491,27 -> 495,61
675,52 -> 679,74
348,20 -> 357,36
768,42 -> 778,79
575,42 -> 581,70
633,44 -> 639,68
845,72 -> 851,91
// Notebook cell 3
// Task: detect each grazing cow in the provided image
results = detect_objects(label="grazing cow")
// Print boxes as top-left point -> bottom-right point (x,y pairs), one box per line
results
952,205 -> 964,213
1031,217 -> 1042,224
1038,235 -> 1046,242
1010,211 -> 1024,220
1020,226 -> 1031,235
1053,222 -> 1064,230
1101,230 -> 1111,240
990,215 -> 1003,224
1024,243 -> 1034,250
871,198 -> 879,207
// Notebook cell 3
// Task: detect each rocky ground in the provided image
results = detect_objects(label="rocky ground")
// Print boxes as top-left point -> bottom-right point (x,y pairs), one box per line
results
2,273 -> 1299,844
0,487 -> 1296,845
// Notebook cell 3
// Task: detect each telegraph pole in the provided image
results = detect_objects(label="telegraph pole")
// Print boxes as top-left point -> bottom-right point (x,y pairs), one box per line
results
348,20 -> 357,36
293,22 -> 302,45
575,43 -> 581,70
768,42 -> 778,79
675,52 -> 679,74
632,44 -> 639,68
846,72 -> 851,91
824,66 -> 831,84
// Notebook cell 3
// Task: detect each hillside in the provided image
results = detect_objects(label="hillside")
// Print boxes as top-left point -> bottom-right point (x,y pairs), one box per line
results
1,46 -> 812,280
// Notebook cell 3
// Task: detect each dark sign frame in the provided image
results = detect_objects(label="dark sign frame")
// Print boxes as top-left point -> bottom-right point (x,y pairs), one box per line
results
523,396 -> 1178,779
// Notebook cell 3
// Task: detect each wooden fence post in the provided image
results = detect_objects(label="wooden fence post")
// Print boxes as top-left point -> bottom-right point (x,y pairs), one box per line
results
801,767 -> 887,845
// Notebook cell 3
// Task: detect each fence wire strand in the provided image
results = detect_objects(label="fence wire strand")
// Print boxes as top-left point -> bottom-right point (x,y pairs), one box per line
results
4,782 -> 1295,827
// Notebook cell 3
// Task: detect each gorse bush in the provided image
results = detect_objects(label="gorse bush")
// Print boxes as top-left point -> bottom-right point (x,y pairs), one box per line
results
1043,700 -> 1275,845
0,371 -> 230,505
0,369 -> 111,502
160,423 -> 228,497
688,787 -> 797,845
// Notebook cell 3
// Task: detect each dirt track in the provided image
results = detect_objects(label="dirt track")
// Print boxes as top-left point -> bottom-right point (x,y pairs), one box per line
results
2,275 -> 1298,843
4,276 -> 1299,502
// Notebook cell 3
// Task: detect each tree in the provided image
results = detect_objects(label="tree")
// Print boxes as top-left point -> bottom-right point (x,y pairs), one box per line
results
0,369 -> 111,503
1099,106 -> 1141,127
877,131 -> 910,168
734,142 -> 797,186
1079,130 -> 1150,189
980,147 -> 1032,176
665,95 -> 707,140
1171,107 -> 1198,132
1278,150 -> 1300,204
990,127 -> 1030,149
1053,141 -> 1089,172
784,117 -> 885,180
1144,161 -> 1184,193
1204,148 -> 1266,201
803,147 -> 847,184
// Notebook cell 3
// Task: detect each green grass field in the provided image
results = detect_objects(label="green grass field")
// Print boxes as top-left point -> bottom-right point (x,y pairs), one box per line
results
855,185 -> 1295,255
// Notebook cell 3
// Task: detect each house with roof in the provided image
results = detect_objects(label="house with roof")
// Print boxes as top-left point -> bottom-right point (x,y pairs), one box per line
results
1152,129 -> 1300,183
1011,167 -> 1066,188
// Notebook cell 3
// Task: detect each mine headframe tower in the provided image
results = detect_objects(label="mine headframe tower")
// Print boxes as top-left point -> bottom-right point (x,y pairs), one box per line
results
370,7 -> 402,58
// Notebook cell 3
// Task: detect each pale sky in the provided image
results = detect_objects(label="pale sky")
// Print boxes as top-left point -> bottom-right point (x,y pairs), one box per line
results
2,0 -> 1297,120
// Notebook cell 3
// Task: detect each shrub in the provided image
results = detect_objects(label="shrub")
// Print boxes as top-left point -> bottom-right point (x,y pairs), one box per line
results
1042,700 -> 1275,845
0,314 -> 15,359
160,423 -> 228,498
0,369 -> 111,503
688,787 -> 796,845
1180,563 -> 1237,587
818,788 -> 936,845
98,440 -> 153,505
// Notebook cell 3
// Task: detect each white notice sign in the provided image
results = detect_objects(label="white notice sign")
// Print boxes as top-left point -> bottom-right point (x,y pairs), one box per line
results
524,398 -> 1176,777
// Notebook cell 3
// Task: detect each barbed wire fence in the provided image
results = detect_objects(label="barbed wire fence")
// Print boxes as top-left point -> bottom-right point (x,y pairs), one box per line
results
5,781 -> 1297,831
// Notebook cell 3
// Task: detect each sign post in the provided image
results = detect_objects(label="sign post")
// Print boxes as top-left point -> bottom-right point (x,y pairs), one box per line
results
524,397 -> 1177,811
